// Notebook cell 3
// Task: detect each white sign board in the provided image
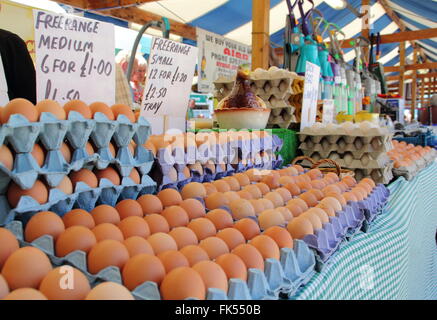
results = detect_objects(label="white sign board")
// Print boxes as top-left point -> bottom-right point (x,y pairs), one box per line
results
141,37 -> 197,133
322,99 -> 335,124
300,61 -> 320,131
196,28 -> 251,93
33,10 -> 115,105
0,53 -> 9,105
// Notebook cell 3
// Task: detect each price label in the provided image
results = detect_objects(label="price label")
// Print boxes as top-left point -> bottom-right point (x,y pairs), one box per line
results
33,10 -> 115,105
300,61 -> 320,131
141,37 -> 198,118
322,99 -> 335,124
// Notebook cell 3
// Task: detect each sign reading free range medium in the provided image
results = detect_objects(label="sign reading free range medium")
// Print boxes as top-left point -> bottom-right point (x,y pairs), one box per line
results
141,37 -> 198,118
33,10 -> 115,105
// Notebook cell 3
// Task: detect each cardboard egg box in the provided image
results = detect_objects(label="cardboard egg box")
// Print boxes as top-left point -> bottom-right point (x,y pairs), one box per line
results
3,217 -> 316,300
267,107 -> 296,129
353,165 -> 394,185
300,150 -> 391,169
0,112 -> 154,191
0,174 -> 156,226
392,150 -> 437,181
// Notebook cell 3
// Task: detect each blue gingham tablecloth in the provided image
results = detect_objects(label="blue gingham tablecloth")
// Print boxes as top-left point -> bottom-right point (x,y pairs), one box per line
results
294,163 -> 437,300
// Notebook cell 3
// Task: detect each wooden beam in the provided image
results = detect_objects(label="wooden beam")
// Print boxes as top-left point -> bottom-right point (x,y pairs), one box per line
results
385,62 -> 437,73
86,1 -> 158,10
420,78 -> 425,107
399,41 -> 406,98
252,0 -> 270,70
377,0 -> 428,63
102,7 -> 196,40
411,48 -> 418,119
387,72 -> 437,81
53,0 -> 88,7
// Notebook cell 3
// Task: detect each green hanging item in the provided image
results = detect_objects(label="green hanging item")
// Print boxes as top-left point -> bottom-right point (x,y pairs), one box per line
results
369,33 -> 388,94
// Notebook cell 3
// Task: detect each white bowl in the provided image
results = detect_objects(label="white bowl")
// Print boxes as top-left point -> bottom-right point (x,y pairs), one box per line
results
215,108 -> 271,129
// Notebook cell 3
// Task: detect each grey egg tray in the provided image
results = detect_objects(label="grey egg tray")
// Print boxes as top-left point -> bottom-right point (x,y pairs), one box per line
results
4,214 -> 316,301
392,152 -> 436,181
298,132 -> 394,147
0,112 -> 154,191
0,175 -> 156,226
301,150 -> 392,169
267,107 -> 296,129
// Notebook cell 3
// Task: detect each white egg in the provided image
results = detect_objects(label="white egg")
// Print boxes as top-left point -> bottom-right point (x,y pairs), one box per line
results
326,123 -> 339,134
268,66 -> 280,73
341,121 -> 357,135
359,121 -> 376,133
311,122 -> 325,134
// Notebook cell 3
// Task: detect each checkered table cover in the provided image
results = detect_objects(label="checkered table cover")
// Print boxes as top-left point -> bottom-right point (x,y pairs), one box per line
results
294,163 -> 437,300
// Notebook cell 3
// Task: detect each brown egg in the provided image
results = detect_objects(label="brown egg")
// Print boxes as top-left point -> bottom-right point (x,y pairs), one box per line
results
58,143 -> 72,164
147,232 -> 178,255
260,175 -> 279,190
192,260 -> 228,293
128,168 -> 141,184
230,198 -> 256,220
361,177 -> 376,189
325,192 -> 347,207
69,168 -> 98,188
3,288 -> 47,300
300,211 -> 323,230
108,142 -> 116,158
161,206 -> 189,229
237,190 -> 253,200
0,145 -> 14,171
157,188 -> 183,207
222,177 -> 239,192
123,236 -> 154,257
94,167 -> 120,185
244,169 -> 262,182
216,228 -> 246,251
279,176 -> 295,186
0,274 -> 9,299
233,218 -> 260,241
87,239 -> 129,274
203,182 -> 218,195
232,244 -> 264,271
320,197 -> 342,212
257,198 -> 274,212
357,182 -> 372,194
179,199 -> 206,221
92,223 -> 124,242
2,247 -> 52,290
243,185 -> 262,199
288,198 -> 309,211
212,180 -> 231,193
307,169 -> 323,180
222,191 -> 239,203
199,237 -> 229,260
117,216 -> 150,239
85,282 -> 134,300
160,267 -> 206,300
179,245 -> 210,266
0,228 -> 19,269
39,266 -> 90,300
287,217 -> 314,239
233,173 -> 251,187
286,167 -> 299,176
122,253 -> 166,290
310,180 -> 325,190
336,181 -> 349,193
137,194 -> 163,215
30,144 -> 45,167
353,186 -> 367,200
299,192 -> 318,208
285,203 -> 304,218
52,176 -> 72,196
343,191 -> 358,202
205,209 -> 234,231
306,207 -> 329,224
325,172 -> 340,183
264,191 -> 284,208
296,181 -> 312,192
111,104 -> 135,122
62,209 -> 95,229
36,100 -> 66,120
292,165 -> 304,173
55,226 -> 97,257
24,211 -> 65,242
157,250 -> 190,274
114,199 -> 143,220
258,209 -> 286,230
89,102 -> 115,120
180,182 -> 207,200
144,214 -> 170,234
284,183 -> 301,196
322,185 -> 342,197
342,176 -> 357,188
248,199 -> 264,215
2,98 -> 38,123
276,207 -> 293,221
64,100 -> 92,119
316,203 -> 335,217
308,188 -> 324,201
205,192 -> 229,210
264,226 -> 293,249
215,253 -> 247,281
275,187 -> 292,203
7,180 -> 48,208
187,218 -> 217,241
169,227 -> 198,249
91,205 -> 120,225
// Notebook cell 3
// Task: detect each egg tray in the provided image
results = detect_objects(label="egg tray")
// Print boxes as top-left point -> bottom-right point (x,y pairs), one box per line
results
0,175 -> 157,226
267,107 -> 297,129
298,132 -> 393,148
300,151 -> 392,170
392,150 -> 437,181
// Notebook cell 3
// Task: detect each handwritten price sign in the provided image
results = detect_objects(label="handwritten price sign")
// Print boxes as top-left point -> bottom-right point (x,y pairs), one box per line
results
300,61 -> 320,131
33,10 -> 115,105
141,37 -> 198,117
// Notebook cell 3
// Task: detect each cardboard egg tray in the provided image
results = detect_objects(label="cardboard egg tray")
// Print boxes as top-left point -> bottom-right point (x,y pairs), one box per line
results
298,132 -> 393,150
0,175 -> 157,226
0,112 -> 154,191
267,107 -> 297,129
392,149 -> 437,181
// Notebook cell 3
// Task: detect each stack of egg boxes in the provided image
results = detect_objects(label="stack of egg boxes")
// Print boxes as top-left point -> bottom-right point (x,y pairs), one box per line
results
0,111 -> 156,226
150,131 -> 284,192
3,218 -> 315,300
213,68 -> 300,129
392,148 -> 437,181
298,127 -> 394,184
